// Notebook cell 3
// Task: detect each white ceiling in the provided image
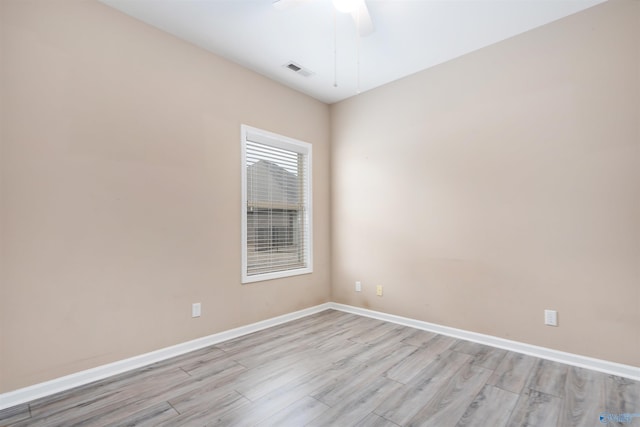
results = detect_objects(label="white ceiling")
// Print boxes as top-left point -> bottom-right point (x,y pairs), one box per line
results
99,0 -> 606,104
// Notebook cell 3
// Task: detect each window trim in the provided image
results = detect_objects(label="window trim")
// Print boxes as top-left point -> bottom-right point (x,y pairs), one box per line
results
241,124 -> 313,284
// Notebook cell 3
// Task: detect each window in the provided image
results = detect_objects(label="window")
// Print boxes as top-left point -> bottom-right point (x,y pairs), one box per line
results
241,125 -> 312,283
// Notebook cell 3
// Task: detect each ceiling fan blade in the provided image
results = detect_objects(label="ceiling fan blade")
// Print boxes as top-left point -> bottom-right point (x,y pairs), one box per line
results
350,0 -> 374,37
272,0 -> 310,10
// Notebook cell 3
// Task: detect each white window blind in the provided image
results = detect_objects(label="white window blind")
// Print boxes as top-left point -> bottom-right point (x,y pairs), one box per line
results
241,125 -> 312,283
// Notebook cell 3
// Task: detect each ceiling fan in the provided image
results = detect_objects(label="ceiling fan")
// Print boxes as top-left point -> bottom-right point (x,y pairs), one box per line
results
273,0 -> 374,37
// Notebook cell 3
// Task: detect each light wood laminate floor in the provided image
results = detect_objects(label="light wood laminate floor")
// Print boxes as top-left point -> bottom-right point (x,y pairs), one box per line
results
1,309 -> 638,426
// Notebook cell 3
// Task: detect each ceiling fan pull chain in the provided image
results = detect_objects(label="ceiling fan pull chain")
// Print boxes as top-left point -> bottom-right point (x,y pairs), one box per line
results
356,8 -> 361,95
334,6 -> 338,88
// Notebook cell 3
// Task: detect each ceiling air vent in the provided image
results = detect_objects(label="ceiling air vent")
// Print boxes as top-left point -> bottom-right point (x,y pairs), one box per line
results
284,61 -> 314,77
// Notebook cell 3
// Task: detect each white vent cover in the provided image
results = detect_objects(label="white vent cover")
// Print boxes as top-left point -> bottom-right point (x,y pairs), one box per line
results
283,61 -> 314,77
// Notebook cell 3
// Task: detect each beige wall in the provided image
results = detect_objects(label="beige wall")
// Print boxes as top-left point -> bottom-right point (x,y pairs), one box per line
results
0,0 -> 331,392
331,0 -> 639,367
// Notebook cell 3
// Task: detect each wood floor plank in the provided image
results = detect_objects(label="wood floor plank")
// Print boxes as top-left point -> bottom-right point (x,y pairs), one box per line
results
168,370 -> 246,415
354,413 -> 401,427
212,357 -> 360,426
373,350 -> 472,426
157,391 -> 249,427
104,401 -> 178,427
451,340 -> 507,370
348,321 -> 404,344
559,366 -> 605,427
245,314 -> 343,353
404,361 -> 493,427
506,388 -> 562,427
168,357 -> 247,401
151,346 -> 227,371
526,359 -> 568,398
385,345 -> 443,384
314,334 -> 368,363
214,380 -> 318,426
287,319 -> 359,349
487,351 -> 538,394
255,396 -> 328,427
46,357 -> 241,427
306,377 -> 403,427
231,339 -> 317,369
232,347 -> 329,401
283,356 -> 364,399
34,370 -> 206,427
214,328 -> 282,352
307,314 -> 387,349
312,344 -> 416,407
16,368 -> 192,427
401,328 -> 438,347
173,347 -> 233,373
409,334 -> 457,359
351,331 -> 418,364
234,361 -> 318,402
337,316 -> 387,339
27,362 -> 183,419
0,404 -> 31,425
456,385 -> 519,427
180,356 -> 246,380
604,374 -> 640,415
471,347 -> 507,371
276,309 -> 346,331
270,310 -> 348,338
356,323 -> 418,349
216,333 -> 303,364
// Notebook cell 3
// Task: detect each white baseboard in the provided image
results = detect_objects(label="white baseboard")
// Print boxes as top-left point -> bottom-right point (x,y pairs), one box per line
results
0,303 -> 332,411
328,302 -> 640,382
1,301 -> 638,411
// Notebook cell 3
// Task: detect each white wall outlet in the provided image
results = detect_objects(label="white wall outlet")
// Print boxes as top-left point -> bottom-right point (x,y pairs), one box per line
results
192,303 -> 201,318
376,285 -> 383,296
544,309 -> 557,326
355,281 -> 361,292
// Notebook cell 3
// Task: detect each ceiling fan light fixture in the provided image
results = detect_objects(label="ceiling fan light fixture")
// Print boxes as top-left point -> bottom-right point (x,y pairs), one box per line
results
332,0 -> 359,14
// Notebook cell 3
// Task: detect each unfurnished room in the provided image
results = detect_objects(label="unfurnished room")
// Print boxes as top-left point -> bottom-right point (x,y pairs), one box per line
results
0,0 -> 638,426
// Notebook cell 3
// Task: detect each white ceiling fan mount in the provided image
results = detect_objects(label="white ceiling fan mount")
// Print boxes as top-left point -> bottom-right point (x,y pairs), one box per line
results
273,0 -> 374,37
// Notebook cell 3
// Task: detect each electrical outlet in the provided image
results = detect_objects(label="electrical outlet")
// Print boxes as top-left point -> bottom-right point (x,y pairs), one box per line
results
355,281 -> 361,292
376,285 -> 383,296
544,309 -> 557,326
192,303 -> 201,318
